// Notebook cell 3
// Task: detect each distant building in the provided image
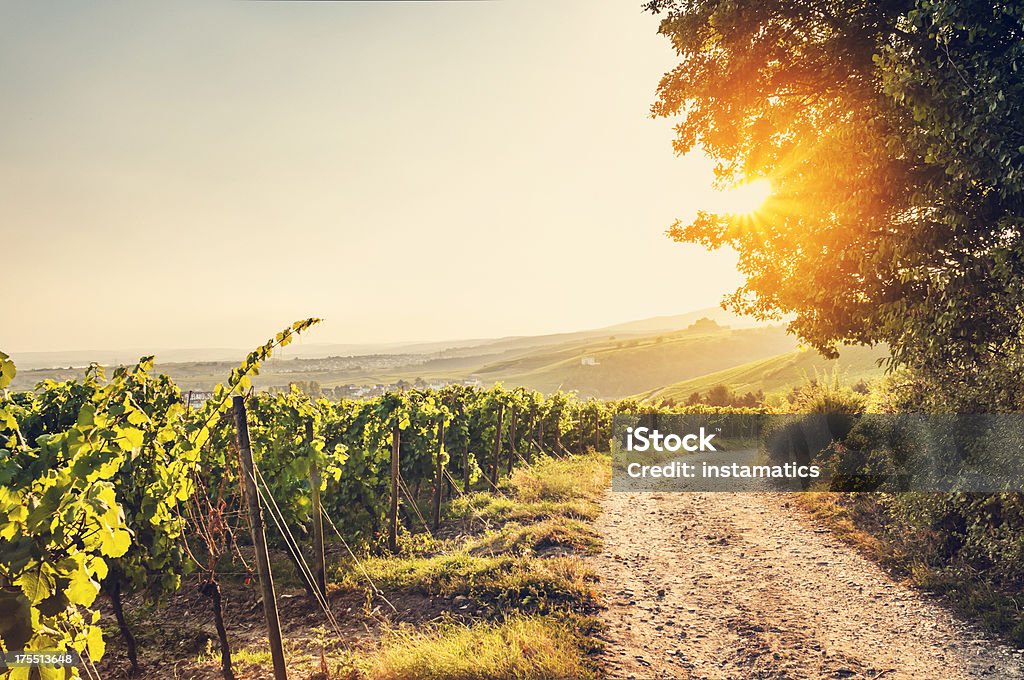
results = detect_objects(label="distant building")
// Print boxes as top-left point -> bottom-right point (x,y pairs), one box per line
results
184,391 -> 215,408
580,356 -> 599,366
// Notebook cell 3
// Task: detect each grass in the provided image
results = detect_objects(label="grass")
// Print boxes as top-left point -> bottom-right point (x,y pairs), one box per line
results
334,551 -> 597,610
448,452 -> 611,527
196,634 -> 352,679
448,492 -> 597,525
911,568 -> 1024,645
466,516 -> 602,556
794,492 -> 886,562
344,615 -> 598,680
195,640 -> 273,668
329,455 -> 610,612
509,453 -> 609,503
328,452 -> 611,678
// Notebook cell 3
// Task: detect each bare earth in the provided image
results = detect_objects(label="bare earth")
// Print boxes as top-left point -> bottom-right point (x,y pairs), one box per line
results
590,490 -> 1024,679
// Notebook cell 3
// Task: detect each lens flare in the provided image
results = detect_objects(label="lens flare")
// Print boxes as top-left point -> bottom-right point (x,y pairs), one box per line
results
714,179 -> 773,216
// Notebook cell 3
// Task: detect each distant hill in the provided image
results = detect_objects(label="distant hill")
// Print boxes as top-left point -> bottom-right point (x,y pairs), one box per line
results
638,344 -> 889,402
13,309 -> 877,399
463,322 -> 799,399
599,307 -> 763,334
7,307 -> 747,370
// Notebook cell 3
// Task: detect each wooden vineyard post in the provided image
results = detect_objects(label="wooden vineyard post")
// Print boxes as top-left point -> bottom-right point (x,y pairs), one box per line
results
233,396 -> 288,680
523,415 -> 533,464
463,440 -> 470,494
506,409 -> 517,474
388,418 -> 400,553
490,403 -> 505,488
555,425 -> 563,457
306,419 -> 327,600
579,412 -> 584,454
432,418 -> 445,531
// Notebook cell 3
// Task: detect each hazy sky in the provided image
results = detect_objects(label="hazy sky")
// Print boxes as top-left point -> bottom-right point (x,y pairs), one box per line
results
2,1 -> 742,354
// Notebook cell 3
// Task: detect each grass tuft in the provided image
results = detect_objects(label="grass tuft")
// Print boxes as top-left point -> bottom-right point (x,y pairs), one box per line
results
510,453 -> 610,504
348,615 -> 598,680
449,453 -> 611,527
333,551 -> 597,613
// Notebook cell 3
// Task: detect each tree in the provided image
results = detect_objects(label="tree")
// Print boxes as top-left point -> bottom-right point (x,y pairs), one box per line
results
707,384 -> 733,407
646,0 -> 1024,399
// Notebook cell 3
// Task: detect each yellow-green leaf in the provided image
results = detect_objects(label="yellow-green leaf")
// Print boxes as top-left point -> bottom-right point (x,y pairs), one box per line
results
86,623 -> 105,660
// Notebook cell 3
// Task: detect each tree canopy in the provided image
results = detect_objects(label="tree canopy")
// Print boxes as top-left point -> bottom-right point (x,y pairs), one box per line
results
647,0 -> 1024,392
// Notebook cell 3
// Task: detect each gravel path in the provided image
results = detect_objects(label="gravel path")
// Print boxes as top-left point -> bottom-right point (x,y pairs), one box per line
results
590,490 -> 1024,679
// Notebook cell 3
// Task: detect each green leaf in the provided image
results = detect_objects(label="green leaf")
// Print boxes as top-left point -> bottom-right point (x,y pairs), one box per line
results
127,409 -> 149,426
38,664 -> 66,680
86,623 -> 105,660
117,427 -> 145,451
0,351 -> 15,389
77,403 -> 96,428
15,565 -> 55,604
65,560 -> 101,607
99,527 -> 132,558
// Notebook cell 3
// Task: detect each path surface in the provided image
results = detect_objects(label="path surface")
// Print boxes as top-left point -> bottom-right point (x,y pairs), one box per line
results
590,490 -> 1024,679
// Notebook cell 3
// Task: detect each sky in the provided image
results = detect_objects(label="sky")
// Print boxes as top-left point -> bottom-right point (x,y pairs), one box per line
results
2,1 -> 743,354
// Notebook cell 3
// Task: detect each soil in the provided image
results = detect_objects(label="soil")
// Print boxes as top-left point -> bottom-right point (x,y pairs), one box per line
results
590,490 -> 1024,680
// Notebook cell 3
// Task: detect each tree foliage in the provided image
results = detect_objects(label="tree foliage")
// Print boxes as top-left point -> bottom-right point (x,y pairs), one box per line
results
646,0 -> 1024,397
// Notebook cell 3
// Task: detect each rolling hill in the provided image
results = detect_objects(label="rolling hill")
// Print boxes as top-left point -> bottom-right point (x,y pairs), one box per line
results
467,324 -> 800,398
637,344 -> 889,402
8,310 -> 890,399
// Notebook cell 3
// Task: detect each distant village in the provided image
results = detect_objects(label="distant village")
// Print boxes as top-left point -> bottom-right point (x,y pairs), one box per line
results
274,376 -> 485,400
182,376 -> 485,408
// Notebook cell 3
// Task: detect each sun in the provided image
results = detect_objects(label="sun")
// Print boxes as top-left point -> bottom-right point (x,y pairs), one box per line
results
714,179 -> 773,216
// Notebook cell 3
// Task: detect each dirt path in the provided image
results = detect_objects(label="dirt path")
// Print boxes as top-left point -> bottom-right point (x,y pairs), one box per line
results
590,490 -> 1024,679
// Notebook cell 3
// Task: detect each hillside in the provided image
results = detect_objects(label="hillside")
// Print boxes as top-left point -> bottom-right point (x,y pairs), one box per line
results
9,307 -> 740,371
469,324 -> 799,398
639,343 -> 889,401
10,311 -> 787,396
8,312 -> 881,399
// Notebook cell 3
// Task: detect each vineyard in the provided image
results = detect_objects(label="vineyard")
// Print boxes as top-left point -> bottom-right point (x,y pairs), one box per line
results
0,320 -> 757,679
